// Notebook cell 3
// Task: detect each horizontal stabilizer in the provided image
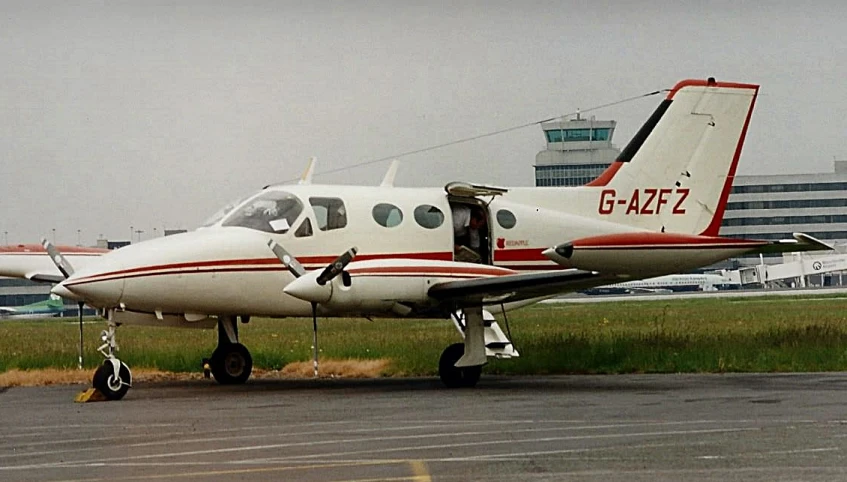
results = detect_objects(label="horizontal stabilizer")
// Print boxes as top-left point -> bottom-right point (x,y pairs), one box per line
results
746,233 -> 833,254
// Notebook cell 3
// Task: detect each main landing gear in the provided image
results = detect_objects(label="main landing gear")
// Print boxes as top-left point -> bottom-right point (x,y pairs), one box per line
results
438,343 -> 482,388
92,319 -> 132,400
207,315 -> 253,385
438,306 -> 520,389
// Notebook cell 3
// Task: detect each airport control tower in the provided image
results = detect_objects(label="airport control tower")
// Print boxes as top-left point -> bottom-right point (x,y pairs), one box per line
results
534,115 -> 619,186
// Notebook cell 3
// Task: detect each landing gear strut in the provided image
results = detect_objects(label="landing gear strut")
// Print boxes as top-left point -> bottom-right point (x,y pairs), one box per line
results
208,316 -> 253,385
92,318 -> 132,400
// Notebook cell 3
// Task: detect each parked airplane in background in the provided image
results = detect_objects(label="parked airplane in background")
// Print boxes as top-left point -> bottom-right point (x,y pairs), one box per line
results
0,294 -> 65,320
9,78 -> 832,400
0,244 -> 108,282
584,272 -> 740,295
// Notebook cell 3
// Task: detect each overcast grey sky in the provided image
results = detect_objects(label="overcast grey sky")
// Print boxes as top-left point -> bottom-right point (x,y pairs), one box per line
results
1,1 -> 844,246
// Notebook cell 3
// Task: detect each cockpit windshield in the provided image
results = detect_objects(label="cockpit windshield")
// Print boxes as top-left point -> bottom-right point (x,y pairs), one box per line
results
221,190 -> 304,234
201,194 -> 252,228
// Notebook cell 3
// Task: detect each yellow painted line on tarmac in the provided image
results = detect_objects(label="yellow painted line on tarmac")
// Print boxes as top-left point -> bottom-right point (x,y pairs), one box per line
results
54,459 -> 432,482
408,459 -> 432,482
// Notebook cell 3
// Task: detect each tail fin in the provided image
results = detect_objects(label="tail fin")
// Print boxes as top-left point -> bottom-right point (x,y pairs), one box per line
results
588,78 -> 759,236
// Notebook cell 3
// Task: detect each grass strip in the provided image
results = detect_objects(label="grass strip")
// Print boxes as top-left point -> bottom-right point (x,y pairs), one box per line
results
1,295 -> 845,377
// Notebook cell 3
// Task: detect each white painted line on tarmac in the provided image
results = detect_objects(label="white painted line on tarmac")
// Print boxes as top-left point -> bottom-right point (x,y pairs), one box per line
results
696,447 -> 839,459
0,419 -> 748,463
0,425 -> 758,471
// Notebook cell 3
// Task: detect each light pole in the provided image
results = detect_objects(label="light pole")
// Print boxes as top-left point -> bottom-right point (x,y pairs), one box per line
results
130,226 -> 134,243
135,229 -> 144,242
3,231 -> 7,245
52,228 -> 56,243
77,229 -> 81,247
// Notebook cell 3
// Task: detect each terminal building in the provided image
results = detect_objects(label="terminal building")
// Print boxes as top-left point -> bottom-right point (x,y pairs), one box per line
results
534,116 -> 847,284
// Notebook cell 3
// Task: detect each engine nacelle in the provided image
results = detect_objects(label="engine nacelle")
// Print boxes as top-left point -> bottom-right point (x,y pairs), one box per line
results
283,259 -> 516,316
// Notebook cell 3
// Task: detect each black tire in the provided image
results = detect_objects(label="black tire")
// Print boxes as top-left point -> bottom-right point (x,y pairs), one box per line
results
438,343 -> 482,388
92,361 -> 131,400
210,343 -> 253,385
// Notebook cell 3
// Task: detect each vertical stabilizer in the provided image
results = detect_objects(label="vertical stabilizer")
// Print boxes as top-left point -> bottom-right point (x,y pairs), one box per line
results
299,157 -> 316,185
587,79 -> 759,236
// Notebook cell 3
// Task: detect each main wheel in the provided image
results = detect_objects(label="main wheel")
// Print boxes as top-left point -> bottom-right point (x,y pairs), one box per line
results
438,343 -> 482,388
210,343 -> 253,385
92,360 -> 132,400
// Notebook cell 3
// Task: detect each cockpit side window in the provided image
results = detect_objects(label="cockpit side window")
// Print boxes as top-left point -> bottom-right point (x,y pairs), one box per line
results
309,197 -> 347,231
294,218 -> 313,238
222,191 -> 304,234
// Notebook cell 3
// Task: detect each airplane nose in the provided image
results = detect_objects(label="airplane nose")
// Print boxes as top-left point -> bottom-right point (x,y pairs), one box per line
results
283,273 -> 332,304
55,273 -> 125,307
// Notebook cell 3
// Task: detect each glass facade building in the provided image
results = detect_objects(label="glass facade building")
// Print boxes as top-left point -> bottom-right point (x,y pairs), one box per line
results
720,161 -> 847,245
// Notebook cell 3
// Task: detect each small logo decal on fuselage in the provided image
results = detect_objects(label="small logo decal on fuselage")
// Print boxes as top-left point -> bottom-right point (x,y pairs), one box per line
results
496,238 -> 529,249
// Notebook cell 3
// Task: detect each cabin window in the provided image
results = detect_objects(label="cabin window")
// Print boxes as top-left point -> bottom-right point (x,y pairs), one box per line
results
414,204 -> 444,229
372,203 -> 403,228
496,209 -> 517,229
222,190 -> 304,234
294,218 -> 313,238
309,197 -> 347,231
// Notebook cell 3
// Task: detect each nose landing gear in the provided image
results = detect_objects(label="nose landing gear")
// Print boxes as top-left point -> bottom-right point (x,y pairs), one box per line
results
92,319 -> 132,400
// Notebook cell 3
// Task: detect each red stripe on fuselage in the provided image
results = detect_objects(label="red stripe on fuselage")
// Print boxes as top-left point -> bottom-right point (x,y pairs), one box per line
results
571,232 -> 765,249
65,251 -> 456,285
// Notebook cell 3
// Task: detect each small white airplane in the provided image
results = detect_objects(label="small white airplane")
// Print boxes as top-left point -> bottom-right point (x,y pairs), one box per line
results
15,78 -> 834,400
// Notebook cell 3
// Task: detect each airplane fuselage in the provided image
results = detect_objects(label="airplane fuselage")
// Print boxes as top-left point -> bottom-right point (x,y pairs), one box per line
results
56,182 -> 760,319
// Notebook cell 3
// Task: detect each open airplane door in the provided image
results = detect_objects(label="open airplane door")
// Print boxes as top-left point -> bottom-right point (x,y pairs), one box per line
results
445,182 -> 507,265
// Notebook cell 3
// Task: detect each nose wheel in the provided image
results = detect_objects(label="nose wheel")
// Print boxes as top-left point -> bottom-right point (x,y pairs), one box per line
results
93,318 -> 133,400
93,359 -> 132,400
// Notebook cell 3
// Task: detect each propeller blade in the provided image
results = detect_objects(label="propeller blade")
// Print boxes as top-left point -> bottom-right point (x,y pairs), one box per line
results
41,238 -> 74,279
316,247 -> 357,286
267,239 -> 307,278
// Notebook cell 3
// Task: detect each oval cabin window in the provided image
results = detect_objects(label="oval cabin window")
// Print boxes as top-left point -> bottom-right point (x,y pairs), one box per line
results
496,209 -> 517,229
372,203 -> 404,228
414,204 -> 444,229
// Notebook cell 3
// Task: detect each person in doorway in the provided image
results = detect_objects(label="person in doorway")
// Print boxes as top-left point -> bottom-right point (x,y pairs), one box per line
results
452,204 -> 487,263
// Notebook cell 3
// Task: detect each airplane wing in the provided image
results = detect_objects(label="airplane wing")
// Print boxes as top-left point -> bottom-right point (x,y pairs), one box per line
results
27,273 -> 66,284
427,268 -> 604,306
